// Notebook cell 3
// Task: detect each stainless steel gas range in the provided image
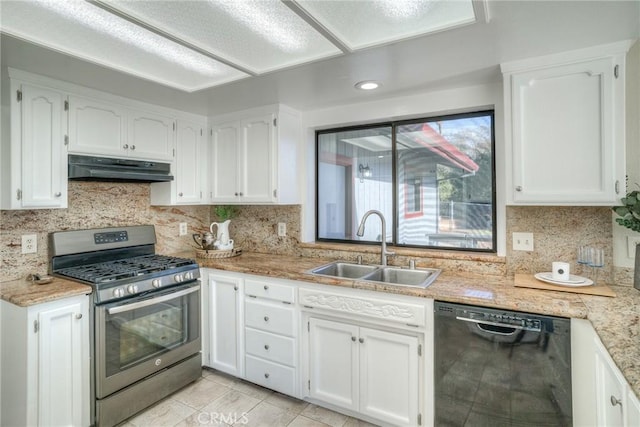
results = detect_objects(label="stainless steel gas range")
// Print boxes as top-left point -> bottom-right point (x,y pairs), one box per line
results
50,225 -> 202,427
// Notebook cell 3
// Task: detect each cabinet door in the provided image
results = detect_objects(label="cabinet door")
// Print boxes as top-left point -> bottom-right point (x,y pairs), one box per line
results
309,318 -> 359,411
176,120 -> 203,204
240,115 -> 274,203
595,338 -> 626,426
128,111 -> 174,161
68,95 -> 127,157
20,84 -> 67,208
627,389 -> 640,427
509,56 -> 621,204
210,123 -> 241,202
38,298 -> 88,427
359,327 -> 419,426
207,274 -> 242,376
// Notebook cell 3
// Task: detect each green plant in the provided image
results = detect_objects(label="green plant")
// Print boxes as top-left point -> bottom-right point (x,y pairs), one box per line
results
612,190 -> 640,232
213,205 -> 239,221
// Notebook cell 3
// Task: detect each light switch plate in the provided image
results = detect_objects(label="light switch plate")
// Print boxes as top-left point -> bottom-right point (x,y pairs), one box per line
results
512,232 -> 534,251
179,223 -> 188,236
277,222 -> 287,237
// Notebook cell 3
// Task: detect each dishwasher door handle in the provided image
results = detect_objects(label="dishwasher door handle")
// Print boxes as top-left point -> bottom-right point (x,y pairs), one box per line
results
455,316 -> 541,333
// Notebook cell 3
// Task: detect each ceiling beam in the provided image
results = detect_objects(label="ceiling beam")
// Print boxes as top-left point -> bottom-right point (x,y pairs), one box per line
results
86,0 -> 258,77
281,0 -> 352,54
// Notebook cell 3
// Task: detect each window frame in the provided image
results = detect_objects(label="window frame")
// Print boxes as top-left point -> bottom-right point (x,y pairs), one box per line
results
315,110 -> 496,253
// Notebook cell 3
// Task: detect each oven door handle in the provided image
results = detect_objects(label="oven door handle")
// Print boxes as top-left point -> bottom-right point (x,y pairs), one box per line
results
107,286 -> 199,315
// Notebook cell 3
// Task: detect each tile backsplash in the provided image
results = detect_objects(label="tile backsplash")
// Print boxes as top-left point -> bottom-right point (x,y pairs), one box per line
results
1,185 -> 627,285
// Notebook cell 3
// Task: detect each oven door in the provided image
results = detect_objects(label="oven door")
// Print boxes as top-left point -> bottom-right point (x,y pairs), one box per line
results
95,282 -> 201,399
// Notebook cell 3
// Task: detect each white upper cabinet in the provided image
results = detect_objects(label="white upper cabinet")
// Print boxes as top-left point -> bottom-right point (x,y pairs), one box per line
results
1,79 -> 68,209
150,118 -> 206,205
128,111 -> 175,161
68,95 -> 174,161
210,122 -> 241,202
209,105 -> 301,205
68,95 -> 126,158
502,41 -> 632,205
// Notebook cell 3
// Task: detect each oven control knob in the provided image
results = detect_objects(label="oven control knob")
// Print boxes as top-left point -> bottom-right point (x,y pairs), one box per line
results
152,279 -> 162,288
113,288 -> 125,298
174,273 -> 184,283
127,284 -> 138,294
184,271 -> 193,280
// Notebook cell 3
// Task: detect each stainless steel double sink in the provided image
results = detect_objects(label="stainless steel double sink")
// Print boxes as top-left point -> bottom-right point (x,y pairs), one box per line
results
308,261 -> 441,288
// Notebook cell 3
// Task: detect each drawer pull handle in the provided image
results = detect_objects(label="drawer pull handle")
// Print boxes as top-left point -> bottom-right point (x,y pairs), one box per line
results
351,336 -> 356,342
264,316 -> 269,322
359,338 -> 364,343
611,395 -> 622,407
264,373 -> 270,379
264,344 -> 269,350
264,285 -> 269,290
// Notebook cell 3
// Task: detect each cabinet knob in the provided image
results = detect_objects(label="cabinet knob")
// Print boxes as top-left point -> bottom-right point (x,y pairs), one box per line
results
264,316 -> 269,322
75,313 -> 83,320
123,144 -> 129,149
515,186 -> 522,192
239,192 -> 243,196
264,373 -> 270,379
264,285 -> 269,290
351,336 -> 356,342
264,344 -> 269,350
233,286 -> 238,291
179,192 -> 183,197
359,338 -> 364,343
234,192 -> 239,196
610,395 -> 622,407
130,145 -> 136,150
54,192 -> 62,197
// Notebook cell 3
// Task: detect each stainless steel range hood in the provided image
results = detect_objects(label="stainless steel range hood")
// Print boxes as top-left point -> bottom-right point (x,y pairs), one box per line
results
68,155 -> 173,182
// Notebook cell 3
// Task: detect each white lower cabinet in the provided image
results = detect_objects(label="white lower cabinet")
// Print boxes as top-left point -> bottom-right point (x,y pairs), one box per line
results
0,294 -> 90,427
200,270 -> 430,426
308,317 -> 420,426
572,318 -> 640,427
243,277 -> 298,396
205,272 -> 243,377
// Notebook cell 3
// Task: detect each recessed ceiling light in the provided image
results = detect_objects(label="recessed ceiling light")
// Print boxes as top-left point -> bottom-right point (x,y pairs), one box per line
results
355,80 -> 381,90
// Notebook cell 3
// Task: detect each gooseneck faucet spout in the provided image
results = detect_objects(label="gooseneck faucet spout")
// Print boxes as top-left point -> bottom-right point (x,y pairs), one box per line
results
356,210 -> 395,266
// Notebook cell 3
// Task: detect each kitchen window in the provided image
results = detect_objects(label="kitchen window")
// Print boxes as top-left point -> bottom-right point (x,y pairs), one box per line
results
316,111 -> 495,252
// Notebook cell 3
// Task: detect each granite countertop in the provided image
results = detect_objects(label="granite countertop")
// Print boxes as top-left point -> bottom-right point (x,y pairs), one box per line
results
2,251 -> 638,398
0,276 -> 92,307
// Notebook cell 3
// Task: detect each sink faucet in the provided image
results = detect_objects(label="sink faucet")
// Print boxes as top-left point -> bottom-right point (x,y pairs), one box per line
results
356,210 -> 395,266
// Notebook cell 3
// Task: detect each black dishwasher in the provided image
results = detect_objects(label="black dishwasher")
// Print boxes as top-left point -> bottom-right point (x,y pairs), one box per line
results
434,301 -> 572,426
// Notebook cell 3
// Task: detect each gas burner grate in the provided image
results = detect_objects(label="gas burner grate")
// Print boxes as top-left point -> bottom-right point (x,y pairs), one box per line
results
56,254 -> 197,284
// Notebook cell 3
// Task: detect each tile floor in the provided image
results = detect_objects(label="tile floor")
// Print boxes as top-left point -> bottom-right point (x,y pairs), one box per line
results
118,368 -> 379,427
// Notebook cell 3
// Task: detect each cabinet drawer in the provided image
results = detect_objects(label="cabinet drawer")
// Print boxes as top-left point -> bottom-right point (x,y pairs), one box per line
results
245,299 -> 295,337
245,279 -> 295,303
245,327 -> 295,367
245,355 -> 295,397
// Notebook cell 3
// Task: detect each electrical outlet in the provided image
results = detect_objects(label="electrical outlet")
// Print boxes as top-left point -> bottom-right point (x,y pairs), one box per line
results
512,232 -> 534,251
627,236 -> 640,258
277,222 -> 287,237
179,222 -> 188,236
22,234 -> 37,254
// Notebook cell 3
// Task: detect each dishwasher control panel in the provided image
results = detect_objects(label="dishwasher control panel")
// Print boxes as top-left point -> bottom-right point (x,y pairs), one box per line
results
463,310 -> 542,331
